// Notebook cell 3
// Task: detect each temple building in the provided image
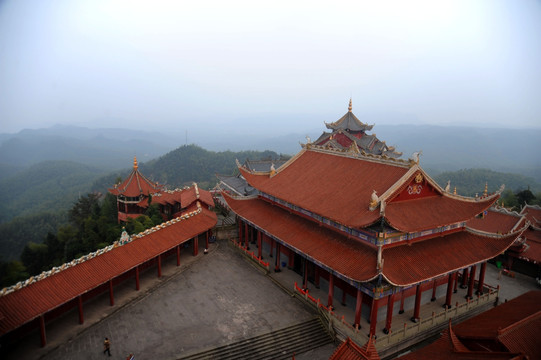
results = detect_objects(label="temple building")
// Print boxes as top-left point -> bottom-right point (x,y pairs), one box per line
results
502,204 -> 541,278
313,99 -> 402,158
109,157 -> 214,222
218,105 -> 528,355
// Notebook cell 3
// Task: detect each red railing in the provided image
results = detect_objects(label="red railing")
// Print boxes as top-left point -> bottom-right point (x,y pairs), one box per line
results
293,282 -> 360,333
230,238 -> 270,268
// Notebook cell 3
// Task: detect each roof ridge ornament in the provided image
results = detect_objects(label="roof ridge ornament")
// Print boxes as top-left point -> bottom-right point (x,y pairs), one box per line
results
411,150 -> 422,165
369,190 -> 379,211
348,98 -> 352,112
133,156 -> 138,170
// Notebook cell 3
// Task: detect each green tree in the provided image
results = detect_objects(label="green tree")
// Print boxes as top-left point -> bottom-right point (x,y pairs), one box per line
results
20,242 -> 49,276
516,189 -> 536,207
0,260 -> 29,288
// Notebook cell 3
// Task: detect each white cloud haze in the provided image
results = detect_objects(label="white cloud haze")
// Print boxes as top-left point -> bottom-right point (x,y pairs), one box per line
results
0,0 -> 540,134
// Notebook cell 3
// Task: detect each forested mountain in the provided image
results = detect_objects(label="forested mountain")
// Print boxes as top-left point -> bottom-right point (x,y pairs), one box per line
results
0,145 -> 283,261
0,161 -> 107,223
432,168 -> 541,197
139,145 -> 285,189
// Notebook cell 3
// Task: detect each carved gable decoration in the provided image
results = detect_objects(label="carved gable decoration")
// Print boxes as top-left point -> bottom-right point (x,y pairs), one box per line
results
390,172 -> 439,203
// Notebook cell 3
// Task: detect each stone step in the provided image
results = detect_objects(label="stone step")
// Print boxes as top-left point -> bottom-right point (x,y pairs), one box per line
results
178,317 -> 333,360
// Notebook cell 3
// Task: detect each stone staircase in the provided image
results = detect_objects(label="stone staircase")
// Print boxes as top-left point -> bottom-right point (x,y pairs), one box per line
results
177,317 -> 333,360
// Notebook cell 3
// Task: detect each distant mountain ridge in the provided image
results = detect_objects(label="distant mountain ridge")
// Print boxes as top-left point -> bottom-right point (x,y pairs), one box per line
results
0,125 -> 180,174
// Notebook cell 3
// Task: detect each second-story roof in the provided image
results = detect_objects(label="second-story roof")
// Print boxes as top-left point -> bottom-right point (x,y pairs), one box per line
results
109,156 -> 162,197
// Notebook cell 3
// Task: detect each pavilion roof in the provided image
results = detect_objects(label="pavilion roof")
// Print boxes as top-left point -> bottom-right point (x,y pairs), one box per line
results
0,207 -> 217,336
239,148 -> 500,233
325,99 -> 374,133
222,194 -> 523,287
109,157 -> 162,197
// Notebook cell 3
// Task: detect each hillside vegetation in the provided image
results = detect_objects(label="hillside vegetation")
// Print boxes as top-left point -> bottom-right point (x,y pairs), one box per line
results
432,168 -> 541,197
0,145 -> 283,262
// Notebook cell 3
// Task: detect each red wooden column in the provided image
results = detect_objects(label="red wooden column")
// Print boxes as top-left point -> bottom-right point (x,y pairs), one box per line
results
157,254 -> 162,278
205,230 -> 209,250
39,315 -> 46,347
399,289 -> 405,314
193,237 -> 199,256
341,282 -> 347,306
327,273 -> 334,308
354,289 -> 363,328
477,262 -> 487,295
269,238 -> 274,257
453,273 -> 459,293
244,223 -> 249,249
176,245 -> 181,266
315,267 -> 320,289
257,231 -> 262,259
466,265 -> 476,299
383,293 -> 396,334
411,284 -> 422,322
78,295 -> 84,324
238,219 -> 242,243
109,280 -> 115,306
274,243 -> 281,272
460,268 -> 469,288
444,272 -> 454,308
369,298 -> 379,336
135,266 -> 140,290
431,279 -> 437,301
288,249 -> 294,269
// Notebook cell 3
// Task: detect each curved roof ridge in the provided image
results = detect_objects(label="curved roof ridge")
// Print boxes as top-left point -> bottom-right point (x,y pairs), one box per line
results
465,220 -> 529,238
491,205 -> 524,218
300,144 -> 412,168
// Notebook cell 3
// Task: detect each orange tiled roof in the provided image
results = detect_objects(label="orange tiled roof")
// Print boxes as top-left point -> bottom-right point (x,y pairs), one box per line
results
521,205 -> 541,227
223,194 -> 378,283
399,324 -> 524,359
467,209 -> 524,234
239,149 -> 410,229
329,337 -> 380,360
454,291 -> 541,340
223,194 -> 522,286
109,167 -> 162,197
240,149 -> 499,233
519,229 -> 541,263
382,229 -> 521,286
385,195 -> 496,233
180,186 -> 214,209
0,208 -> 217,336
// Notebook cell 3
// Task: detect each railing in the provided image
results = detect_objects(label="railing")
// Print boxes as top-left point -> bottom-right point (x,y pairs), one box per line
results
230,238 -> 270,270
293,281 -> 499,349
294,282 -> 363,336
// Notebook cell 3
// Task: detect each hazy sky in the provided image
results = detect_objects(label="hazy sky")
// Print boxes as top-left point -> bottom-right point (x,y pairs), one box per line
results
1,0 -> 540,135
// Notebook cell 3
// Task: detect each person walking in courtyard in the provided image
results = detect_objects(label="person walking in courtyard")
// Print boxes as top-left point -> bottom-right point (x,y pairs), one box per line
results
103,337 -> 111,356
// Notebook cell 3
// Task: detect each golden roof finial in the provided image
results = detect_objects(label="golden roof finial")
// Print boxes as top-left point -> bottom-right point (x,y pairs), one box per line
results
483,182 -> 488,196
348,98 -> 352,112
453,186 -> 457,195
133,156 -> 138,170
